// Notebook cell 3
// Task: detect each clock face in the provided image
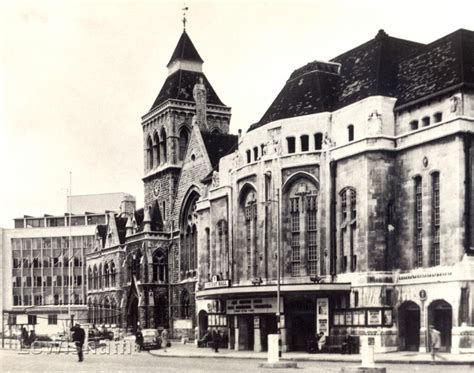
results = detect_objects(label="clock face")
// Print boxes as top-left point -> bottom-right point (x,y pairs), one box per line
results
153,180 -> 160,197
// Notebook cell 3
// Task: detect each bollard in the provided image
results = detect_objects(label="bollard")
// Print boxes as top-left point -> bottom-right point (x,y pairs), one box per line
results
258,334 -> 297,369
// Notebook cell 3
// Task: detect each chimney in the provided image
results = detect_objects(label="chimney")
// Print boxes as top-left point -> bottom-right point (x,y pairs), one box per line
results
120,194 -> 136,217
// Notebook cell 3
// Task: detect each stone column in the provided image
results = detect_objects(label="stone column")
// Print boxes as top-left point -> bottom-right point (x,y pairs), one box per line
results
254,316 -> 262,352
234,316 -> 240,351
280,314 -> 288,352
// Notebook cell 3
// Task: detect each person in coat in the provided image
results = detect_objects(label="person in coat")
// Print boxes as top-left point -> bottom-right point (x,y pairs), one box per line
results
211,328 -> 220,353
135,328 -> 144,352
429,324 -> 441,362
71,323 -> 85,362
161,329 -> 169,352
21,327 -> 28,348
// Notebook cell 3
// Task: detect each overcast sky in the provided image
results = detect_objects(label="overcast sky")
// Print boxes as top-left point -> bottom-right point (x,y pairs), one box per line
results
0,0 -> 473,228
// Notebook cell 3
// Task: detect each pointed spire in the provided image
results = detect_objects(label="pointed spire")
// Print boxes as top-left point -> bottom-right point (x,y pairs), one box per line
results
143,207 -> 151,232
167,30 -> 204,68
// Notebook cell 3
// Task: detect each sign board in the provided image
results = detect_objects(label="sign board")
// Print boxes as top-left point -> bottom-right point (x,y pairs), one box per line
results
367,310 -> 382,325
316,298 -> 329,334
174,319 -> 192,329
204,280 -> 230,289
226,297 -> 282,315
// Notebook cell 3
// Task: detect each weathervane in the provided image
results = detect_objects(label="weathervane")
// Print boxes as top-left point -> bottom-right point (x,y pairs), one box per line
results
182,4 -> 189,30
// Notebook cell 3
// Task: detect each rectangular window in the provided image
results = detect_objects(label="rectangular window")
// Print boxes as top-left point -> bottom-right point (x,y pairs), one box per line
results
13,296 -> 21,306
35,276 -> 42,287
46,276 -> 52,287
13,277 -> 21,287
87,215 -> 105,225
433,112 -> 442,123
341,192 -> 347,221
431,173 -> 440,266
26,277 -> 32,287
28,315 -> 37,325
34,295 -> 43,305
422,116 -> 430,127
48,314 -> 58,325
245,205 -> 252,275
246,150 -> 251,164
415,177 -> 423,267
290,197 -> 301,276
307,195 -> 318,276
287,137 -> 296,154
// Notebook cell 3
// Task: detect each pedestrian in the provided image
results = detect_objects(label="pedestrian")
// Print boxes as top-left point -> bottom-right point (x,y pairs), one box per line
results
211,328 -> 220,353
21,327 -> 28,348
71,323 -> 85,362
317,331 -> 326,352
429,324 -> 441,363
161,328 -> 169,352
135,328 -> 144,352
28,330 -> 37,347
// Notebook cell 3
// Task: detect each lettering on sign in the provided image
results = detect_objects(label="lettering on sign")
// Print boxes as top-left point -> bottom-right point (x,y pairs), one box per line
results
226,297 -> 282,314
203,280 -> 230,289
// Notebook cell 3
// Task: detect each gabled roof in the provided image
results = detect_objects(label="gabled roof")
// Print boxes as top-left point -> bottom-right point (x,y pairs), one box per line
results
201,131 -> 239,170
395,28 -> 474,108
115,216 -> 128,245
167,30 -> 204,67
150,70 -> 225,110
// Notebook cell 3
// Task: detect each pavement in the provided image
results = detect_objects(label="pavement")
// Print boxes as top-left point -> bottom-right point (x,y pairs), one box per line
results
147,340 -> 474,365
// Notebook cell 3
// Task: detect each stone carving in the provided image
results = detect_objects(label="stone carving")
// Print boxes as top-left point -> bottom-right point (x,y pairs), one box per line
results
450,95 -> 461,115
211,170 -> 220,188
367,109 -> 383,136
322,132 -> 335,149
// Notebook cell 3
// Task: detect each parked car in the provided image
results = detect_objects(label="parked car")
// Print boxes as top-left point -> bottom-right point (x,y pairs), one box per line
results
88,327 -> 114,342
140,329 -> 161,350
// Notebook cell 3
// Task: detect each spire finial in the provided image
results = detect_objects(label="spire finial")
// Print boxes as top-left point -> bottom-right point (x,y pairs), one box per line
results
182,4 -> 189,30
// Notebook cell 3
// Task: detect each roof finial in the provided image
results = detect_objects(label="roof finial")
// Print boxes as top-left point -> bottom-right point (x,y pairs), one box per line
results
182,4 -> 189,31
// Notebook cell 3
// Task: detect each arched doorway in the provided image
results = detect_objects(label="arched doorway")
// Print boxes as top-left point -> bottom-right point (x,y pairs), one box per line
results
428,300 -> 452,352
398,301 -> 420,351
198,310 -> 208,338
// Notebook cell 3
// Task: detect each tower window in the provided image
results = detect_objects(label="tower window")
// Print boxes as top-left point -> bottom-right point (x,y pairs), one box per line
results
433,112 -> 443,123
179,128 -> 189,161
300,135 -> 309,152
253,147 -> 259,161
422,116 -> 430,127
314,132 -> 323,150
287,137 -> 295,153
246,150 -> 251,164
410,120 -> 419,131
347,125 -> 354,142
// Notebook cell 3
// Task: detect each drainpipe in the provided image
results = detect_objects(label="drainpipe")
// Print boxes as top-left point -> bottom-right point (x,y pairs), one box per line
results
330,160 -> 338,278
464,133 -> 472,254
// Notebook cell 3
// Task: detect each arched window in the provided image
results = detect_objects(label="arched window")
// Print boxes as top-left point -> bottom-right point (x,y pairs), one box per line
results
211,128 -> 221,135
93,265 -> 98,290
147,136 -> 153,169
287,137 -> 296,153
339,187 -> 357,273
88,267 -> 92,290
216,220 -> 229,279
300,135 -> 309,152
104,263 -> 110,288
160,128 -> 167,163
179,128 -> 189,161
242,190 -> 257,279
180,191 -> 199,278
253,146 -> 259,161
110,262 -> 116,287
347,125 -> 354,142
246,150 -> 251,164
152,250 -> 168,282
285,180 -> 319,277
153,132 -> 160,165
180,290 -> 190,319
98,264 -> 102,289
314,133 -> 323,150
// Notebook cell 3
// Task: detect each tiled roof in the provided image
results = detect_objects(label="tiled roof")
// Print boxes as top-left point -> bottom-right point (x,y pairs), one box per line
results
201,131 -> 238,170
167,31 -> 204,67
150,70 -> 225,110
249,30 -> 423,132
395,29 -> 474,108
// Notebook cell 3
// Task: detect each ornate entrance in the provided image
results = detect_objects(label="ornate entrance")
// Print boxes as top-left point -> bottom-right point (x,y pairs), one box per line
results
428,300 -> 452,352
398,301 -> 420,351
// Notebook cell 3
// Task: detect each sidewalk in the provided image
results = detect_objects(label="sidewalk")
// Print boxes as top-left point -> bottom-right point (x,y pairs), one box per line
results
148,341 -> 474,365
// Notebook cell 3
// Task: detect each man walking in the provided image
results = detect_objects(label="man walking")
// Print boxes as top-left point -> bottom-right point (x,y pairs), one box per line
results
161,328 -> 169,352
429,324 -> 441,363
71,323 -> 85,362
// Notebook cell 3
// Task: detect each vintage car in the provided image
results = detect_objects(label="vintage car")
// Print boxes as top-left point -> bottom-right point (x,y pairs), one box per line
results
139,329 -> 162,350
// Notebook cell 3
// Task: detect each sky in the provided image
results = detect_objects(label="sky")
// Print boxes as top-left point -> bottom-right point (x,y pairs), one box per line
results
0,0 -> 473,228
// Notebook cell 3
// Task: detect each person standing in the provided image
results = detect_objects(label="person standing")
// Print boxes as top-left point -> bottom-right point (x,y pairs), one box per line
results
317,332 -> 326,352
161,328 -> 169,352
211,328 -> 220,353
135,328 -> 144,352
71,323 -> 85,362
429,324 -> 441,363
21,327 -> 28,348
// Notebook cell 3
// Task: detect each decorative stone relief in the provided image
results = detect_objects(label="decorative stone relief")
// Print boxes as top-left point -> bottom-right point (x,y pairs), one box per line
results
367,109 -> 383,136
450,95 -> 462,116
322,132 -> 335,149
211,171 -> 220,188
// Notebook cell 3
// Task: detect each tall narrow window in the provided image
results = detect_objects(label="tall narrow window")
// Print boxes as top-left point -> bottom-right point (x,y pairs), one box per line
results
314,133 -> 323,150
153,132 -> 160,166
307,194 -> 318,276
160,128 -> 167,163
287,137 -> 296,153
246,206 -> 252,275
147,136 -> 153,169
205,228 -> 210,279
244,193 -> 257,279
290,197 -> 301,276
431,173 -> 440,266
179,128 -> 189,161
300,135 -> 309,152
246,150 -> 251,164
415,177 -> 423,267
348,125 -> 354,142
253,147 -> 259,161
